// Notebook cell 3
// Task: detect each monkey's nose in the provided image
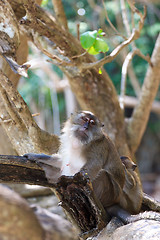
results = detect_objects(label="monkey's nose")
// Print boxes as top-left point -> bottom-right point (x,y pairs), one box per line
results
83,122 -> 89,129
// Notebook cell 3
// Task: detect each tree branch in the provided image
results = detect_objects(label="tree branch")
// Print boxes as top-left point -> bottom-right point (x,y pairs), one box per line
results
0,154 -> 54,187
126,34 -> 160,154
0,70 -> 60,155
80,4 -> 146,71
102,0 -> 127,40
120,0 -> 132,37
127,65 -> 141,97
120,96 -> 160,115
0,154 -> 160,239
79,29 -> 139,70
20,0 -> 81,59
0,184 -> 45,240
52,0 -> 68,30
0,70 -> 36,129
120,49 -> 152,109
0,154 -> 109,238
18,1 -> 129,153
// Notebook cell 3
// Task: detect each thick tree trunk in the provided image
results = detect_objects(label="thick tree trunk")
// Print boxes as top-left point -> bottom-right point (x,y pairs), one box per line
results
0,33 -> 28,154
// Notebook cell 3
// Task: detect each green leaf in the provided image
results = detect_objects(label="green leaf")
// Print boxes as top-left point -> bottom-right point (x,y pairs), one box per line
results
80,30 -> 97,49
93,38 -> 109,53
87,46 -> 99,55
41,0 -> 48,6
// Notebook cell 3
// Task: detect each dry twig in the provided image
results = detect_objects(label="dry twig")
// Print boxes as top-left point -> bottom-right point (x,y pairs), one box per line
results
102,0 -> 127,39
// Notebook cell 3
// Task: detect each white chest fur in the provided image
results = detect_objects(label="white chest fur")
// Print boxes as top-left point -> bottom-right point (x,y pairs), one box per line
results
60,134 -> 86,176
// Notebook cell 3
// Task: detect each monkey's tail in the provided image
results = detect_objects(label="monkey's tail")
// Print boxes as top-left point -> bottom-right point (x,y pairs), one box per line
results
127,211 -> 160,223
107,205 -> 130,224
107,205 -> 160,224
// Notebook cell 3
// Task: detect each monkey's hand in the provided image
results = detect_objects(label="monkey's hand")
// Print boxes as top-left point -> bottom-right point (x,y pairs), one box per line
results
23,153 -> 62,183
75,170 -> 90,181
23,153 -> 52,161
73,170 -> 93,191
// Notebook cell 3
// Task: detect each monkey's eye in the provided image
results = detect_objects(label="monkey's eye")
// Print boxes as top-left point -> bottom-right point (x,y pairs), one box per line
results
90,119 -> 95,125
81,117 -> 89,122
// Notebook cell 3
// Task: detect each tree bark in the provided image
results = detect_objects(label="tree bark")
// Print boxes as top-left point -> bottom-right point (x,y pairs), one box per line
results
0,185 -> 44,240
0,184 -> 78,240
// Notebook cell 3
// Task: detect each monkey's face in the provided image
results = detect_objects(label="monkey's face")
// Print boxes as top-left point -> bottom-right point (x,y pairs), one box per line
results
120,156 -> 137,171
70,111 -> 103,144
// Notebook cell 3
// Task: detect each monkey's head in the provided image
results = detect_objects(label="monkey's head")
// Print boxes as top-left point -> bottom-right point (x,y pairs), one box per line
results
120,156 -> 137,171
63,111 -> 104,144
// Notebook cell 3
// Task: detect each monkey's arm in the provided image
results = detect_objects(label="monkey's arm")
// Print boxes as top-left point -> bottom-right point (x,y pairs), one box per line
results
23,153 -> 62,183
80,157 -> 102,181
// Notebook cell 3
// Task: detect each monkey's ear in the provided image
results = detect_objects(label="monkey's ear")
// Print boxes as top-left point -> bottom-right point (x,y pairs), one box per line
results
120,156 -> 128,160
132,164 -> 137,171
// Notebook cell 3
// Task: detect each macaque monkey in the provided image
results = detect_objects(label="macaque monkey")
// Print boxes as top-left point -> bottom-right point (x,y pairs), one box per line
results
24,111 -> 142,217
119,156 -> 143,214
59,111 -> 126,209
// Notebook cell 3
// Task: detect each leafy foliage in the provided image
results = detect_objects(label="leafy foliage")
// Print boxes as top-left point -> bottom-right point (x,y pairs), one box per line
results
80,29 -> 109,55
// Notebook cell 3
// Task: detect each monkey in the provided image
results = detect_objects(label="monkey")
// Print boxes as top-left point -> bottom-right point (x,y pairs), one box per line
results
24,111 -> 143,220
119,156 -> 143,214
59,111 -> 126,209
107,157 -> 160,225
107,155 -> 143,223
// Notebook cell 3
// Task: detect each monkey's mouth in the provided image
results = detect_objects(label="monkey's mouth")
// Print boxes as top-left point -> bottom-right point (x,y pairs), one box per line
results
74,129 -> 89,141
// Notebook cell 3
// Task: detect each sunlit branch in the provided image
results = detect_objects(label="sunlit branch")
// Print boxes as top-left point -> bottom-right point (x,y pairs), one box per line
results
80,29 -> 138,70
120,49 -> 152,109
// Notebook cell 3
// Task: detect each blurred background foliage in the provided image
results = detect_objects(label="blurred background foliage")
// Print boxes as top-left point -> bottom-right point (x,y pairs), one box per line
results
18,0 -> 160,198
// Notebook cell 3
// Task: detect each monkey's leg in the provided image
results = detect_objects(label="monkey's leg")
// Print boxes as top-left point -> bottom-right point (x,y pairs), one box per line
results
23,153 -> 62,183
92,170 -> 122,209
